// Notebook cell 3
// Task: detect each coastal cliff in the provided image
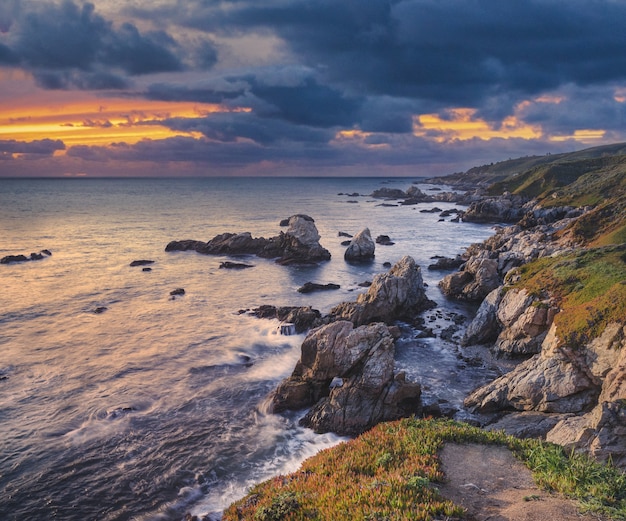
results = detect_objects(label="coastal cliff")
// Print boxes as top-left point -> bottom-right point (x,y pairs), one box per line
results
219,144 -> 626,521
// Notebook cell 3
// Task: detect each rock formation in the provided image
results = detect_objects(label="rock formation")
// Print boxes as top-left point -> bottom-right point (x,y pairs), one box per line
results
268,321 -> 421,435
165,214 -> 331,265
344,228 -> 375,261
329,255 -> 434,326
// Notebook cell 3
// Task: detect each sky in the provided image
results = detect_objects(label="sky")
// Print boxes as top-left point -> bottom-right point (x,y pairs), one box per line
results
1,0 -> 626,177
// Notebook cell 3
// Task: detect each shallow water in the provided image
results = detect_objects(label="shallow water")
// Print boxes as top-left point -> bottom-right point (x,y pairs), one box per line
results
0,177 -> 494,520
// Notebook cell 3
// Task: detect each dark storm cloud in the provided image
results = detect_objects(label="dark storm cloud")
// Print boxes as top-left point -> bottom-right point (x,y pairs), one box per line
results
171,0 -> 626,117
1,1 -> 218,89
0,138 -> 65,159
161,112 -> 334,145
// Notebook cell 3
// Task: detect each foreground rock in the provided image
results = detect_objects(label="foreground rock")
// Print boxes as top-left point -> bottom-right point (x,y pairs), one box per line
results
344,228 -> 375,261
165,215 -> 331,265
329,255 -> 434,326
268,321 -> 421,435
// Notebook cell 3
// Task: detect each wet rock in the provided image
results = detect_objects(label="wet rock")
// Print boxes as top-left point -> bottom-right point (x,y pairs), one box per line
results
219,261 -> 254,269
329,255 -> 434,326
269,321 -> 421,436
439,256 -> 499,301
297,282 -> 340,294
1,250 -> 51,264
142,267 -> 152,272
249,305 -> 322,333
170,288 -> 185,296
130,259 -> 155,267
338,231 -> 353,238
427,255 -> 464,270
370,187 -> 407,199
94,307 -> 108,314
375,234 -> 395,246
344,228 -> 375,262
461,287 -> 503,346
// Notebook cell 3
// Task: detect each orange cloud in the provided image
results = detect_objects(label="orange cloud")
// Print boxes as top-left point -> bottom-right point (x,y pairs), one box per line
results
549,129 -> 606,143
413,108 -> 541,142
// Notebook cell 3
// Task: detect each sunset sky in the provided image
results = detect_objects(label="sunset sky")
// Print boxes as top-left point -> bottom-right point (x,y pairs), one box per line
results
1,0 -> 625,177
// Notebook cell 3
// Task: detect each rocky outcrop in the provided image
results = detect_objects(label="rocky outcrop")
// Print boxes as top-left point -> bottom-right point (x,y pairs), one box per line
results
329,256 -> 434,326
268,321 -> 421,435
248,305 -> 322,334
297,282 -> 340,294
439,256 -> 499,302
461,287 -> 503,346
462,194 -> 528,223
165,215 -> 331,265
344,228 -> 375,261
1,250 -> 52,264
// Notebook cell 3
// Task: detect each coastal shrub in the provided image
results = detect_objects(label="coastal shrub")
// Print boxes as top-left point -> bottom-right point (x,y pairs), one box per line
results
223,418 -> 626,520
513,246 -> 626,347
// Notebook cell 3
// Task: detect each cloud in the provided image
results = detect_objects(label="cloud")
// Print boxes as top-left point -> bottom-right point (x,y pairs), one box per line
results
0,138 -> 65,159
1,1 -> 218,89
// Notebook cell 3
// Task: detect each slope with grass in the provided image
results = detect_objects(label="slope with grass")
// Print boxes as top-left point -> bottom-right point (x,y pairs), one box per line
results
223,419 -> 626,521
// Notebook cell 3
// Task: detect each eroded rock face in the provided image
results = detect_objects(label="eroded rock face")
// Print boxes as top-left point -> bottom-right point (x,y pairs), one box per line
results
462,194 -> 527,223
329,255 -> 434,326
461,287 -> 503,346
344,228 -> 375,261
268,321 -> 421,435
439,256 -> 499,301
165,215 -> 331,265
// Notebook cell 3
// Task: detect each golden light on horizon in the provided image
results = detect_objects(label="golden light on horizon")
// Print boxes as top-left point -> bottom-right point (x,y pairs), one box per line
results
413,108 -> 542,142
549,129 -> 606,142
333,129 -> 390,149
0,96 -> 235,148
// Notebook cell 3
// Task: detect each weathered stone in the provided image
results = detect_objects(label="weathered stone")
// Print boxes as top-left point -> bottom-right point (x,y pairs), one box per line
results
461,286 -> 503,346
427,255 -> 464,271
344,228 -> 375,261
439,256 -> 499,301
249,305 -> 322,333
486,411 -> 573,440
329,256 -> 434,326
269,321 -> 421,436
297,282 -> 340,294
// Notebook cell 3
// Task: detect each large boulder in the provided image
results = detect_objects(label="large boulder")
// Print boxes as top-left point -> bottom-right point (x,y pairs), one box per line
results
461,286 -> 503,346
344,228 -> 375,261
329,255 -> 434,326
439,256 -> 499,301
268,321 -> 421,435
462,194 -> 527,223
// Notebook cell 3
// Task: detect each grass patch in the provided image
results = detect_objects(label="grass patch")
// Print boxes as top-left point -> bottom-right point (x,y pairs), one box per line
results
223,418 -> 626,521
512,246 -> 626,346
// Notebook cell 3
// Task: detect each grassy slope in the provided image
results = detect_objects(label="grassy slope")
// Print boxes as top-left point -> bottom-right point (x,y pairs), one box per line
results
223,419 -> 626,521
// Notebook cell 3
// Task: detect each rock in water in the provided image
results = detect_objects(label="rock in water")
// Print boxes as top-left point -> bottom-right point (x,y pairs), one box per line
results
268,321 -> 421,435
329,255 -> 434,326
344,228 -> 375,261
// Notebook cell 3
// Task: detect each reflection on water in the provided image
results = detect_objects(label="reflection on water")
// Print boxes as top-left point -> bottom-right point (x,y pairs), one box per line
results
0,177 -> 493,520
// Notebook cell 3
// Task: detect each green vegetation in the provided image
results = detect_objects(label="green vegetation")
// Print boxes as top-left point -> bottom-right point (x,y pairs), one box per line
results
223,418 -> 626,521
512,245 -> 626,347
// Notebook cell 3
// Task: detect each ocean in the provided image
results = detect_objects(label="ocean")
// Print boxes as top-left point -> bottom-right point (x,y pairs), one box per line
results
0,177 -> 494,520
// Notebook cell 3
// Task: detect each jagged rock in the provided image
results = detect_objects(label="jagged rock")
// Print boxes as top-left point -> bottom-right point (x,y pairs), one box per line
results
427,255 -> 464,271
165,215 -> 331,265
461,287 -> 503,346
494,300 -> 558,356
279,214 -> 314,227
370,187 -> 407,199
328,256 -> 434,326
462,194 -> 527,223
439,256 -> 499,301
344,228 -> 375,261
464,351 -> 599,414
249,305 -> 322,333
297,282 -> 340,294
269,321 -> 421,436
375,235 -> 394,246
485,411 -> 573,439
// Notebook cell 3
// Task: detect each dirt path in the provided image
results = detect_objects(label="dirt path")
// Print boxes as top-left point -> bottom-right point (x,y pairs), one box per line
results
438,443 -> 607,521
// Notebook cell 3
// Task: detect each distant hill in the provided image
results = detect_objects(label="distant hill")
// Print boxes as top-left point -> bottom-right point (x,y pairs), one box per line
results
431,142 -> 626,247
428,142 -> 626,189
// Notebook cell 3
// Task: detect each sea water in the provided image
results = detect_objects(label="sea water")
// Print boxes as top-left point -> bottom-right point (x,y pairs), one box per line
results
0,177 -> 494,520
